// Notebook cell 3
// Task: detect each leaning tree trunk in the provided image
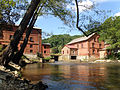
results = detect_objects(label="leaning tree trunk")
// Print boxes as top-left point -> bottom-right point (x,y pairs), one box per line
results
12,2 -> 46,65
0,0 -> 41,66
12,5 -> 40,64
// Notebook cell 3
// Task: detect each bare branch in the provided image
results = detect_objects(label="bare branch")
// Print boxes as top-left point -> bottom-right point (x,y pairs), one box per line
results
75,0 -> 99,36
75,0 -> 88,36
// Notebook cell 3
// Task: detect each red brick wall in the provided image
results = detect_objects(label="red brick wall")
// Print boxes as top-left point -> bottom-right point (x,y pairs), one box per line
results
0,26 -> 42,55
78,41 -> 89,56
65,33 -> 105,59
42,44 -> 50,57
88,34 -> 105,58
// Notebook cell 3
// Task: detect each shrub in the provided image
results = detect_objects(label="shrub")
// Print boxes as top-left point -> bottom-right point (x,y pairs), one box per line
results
43,56 -> 51,61
117,52 -> 120,60
106,54 -> 116,60
106,52 -> 120,60
37,52 -> 43,58
0,45 -> 2,51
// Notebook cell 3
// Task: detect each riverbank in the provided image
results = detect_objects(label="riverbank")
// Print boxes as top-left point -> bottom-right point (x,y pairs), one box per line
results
49,59 -> 120,64
0,62 -> 48,90
88,59 -> 120,63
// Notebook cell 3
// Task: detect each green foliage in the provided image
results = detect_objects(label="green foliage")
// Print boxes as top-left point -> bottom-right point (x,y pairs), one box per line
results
86,16 -> 120,59
51,47 -> 59,54
37,52 -> 43,58
98,16 -> 120,50
117,52 -> 120,60
21,55 -> 27,59
0,45 -> 2,51
38,0 -> 75,28
43,56 -> 51,61
106,53 -> 116,60
18,71 -> 22,78
0,0 -> 28,24
106,52 -> 120,60
42,34 -> 82,53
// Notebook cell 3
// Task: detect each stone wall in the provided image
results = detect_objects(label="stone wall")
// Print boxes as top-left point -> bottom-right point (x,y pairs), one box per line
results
77,55 -> 89,61
24,54 -> 37,60
59,55 -> 70,61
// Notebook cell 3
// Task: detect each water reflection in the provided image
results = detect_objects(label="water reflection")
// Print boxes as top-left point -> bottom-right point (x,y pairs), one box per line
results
22,63 -> 120,90
104,64 -> 120,89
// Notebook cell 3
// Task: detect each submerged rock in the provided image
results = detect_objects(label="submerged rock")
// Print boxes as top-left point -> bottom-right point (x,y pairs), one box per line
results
0,64 -> 48,90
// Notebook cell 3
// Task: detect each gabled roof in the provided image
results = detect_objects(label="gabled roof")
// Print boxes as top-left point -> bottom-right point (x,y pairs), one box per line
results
15,24 -> 41,30
42,43 -> 50,46
67,33 -> 97,45
65,45 -> 77,49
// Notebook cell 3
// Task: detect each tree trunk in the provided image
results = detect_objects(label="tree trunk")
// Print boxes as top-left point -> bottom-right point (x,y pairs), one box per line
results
0,0 -> 41,66
12,6 -> 40,64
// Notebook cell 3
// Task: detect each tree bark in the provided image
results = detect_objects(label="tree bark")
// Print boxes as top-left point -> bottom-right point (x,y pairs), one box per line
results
0,0 -> 41,66
75,0 -> 88,37
75,0 -> 98,36
12,5 -> 40,64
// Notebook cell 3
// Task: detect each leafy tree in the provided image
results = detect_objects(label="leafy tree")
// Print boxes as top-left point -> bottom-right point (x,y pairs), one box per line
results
0,0 -> 75,66
0,0 -> 41,66
0,0 -> 28,24
99,16 -> 120,51
42,34 -> 82,53
75,0 -> 108,36
0,0 -> 107,66
51,47 -> 59,54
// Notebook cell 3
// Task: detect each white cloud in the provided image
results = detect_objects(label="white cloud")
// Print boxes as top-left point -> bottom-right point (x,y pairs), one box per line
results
68,0 -> 94,12
93,0 -> 120,3
93,0 -> 108,3
114,12 -> 120,16
78,0 -> 93,12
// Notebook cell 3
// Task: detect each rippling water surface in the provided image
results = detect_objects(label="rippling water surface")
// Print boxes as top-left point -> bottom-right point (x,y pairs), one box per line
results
22,62 -> 120,90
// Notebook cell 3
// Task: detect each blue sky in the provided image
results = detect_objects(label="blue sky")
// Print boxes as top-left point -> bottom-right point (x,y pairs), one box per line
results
16,0 -> 120,37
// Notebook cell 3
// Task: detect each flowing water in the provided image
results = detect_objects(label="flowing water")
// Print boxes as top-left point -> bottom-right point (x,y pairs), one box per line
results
22,62 -> 120,90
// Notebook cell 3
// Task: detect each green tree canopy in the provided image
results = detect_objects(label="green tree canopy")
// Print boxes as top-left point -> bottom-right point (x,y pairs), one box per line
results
0,0 -> 28,24
42,34 -> 82,53
98,16 -> 120,50
36,0 -> 75,28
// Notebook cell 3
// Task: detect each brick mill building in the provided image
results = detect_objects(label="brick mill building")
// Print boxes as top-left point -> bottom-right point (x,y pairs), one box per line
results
42,43 -> 51,57
0,24 -> 50,57
61,33 -> 109,61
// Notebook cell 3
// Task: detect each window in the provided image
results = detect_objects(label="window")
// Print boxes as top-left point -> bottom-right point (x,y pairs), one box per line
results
63,51 -> 64,54
92,43 -> 94,48
97,38 -> 99,42
31,30 -> 33,34
20,36 -> 23,40
81,44 -> 83,48
30,37 -> 33,42
67,50 -> 68,54
30,50 -> 33,53
9,35 -> 13,40
20,43 -> 23,47
107,50 -> 110,54
99,44 -> 101,48
97,49 -> 99,53
30,44 -> 33,48
44,50 -> 46,53
77,44 -> 79,48
73,50 -> 75,54
44,46 -> 46,48
94,38 -> 96,42
93,49 -> 95,54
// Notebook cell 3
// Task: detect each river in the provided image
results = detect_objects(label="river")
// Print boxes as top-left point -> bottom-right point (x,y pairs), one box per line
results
22,62 -> 120,90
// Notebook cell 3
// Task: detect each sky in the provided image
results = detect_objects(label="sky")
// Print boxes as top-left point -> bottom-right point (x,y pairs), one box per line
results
16,0 -> 120,37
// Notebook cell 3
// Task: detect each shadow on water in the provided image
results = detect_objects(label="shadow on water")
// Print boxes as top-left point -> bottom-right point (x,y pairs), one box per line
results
103,63 -> 120,89
22,62 -> 120,90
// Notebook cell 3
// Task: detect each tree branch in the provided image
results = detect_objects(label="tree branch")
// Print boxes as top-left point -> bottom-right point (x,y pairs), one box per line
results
75,0 -> 98,37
